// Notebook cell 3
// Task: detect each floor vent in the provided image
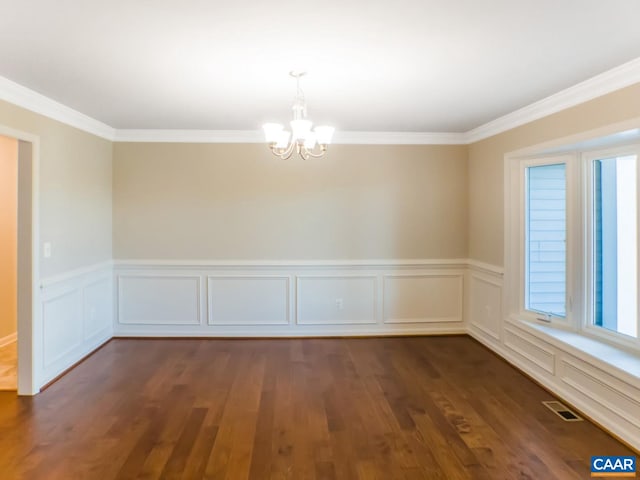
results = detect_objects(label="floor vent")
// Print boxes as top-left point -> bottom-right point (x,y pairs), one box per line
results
542,400 -> 583,422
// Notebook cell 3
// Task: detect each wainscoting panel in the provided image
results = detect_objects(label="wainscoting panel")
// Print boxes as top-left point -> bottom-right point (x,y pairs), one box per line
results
118,275 -> 201,325
42,288 -> 83,369
296,275 -> 377,325
559,356 -> 640,431
383,274 -> 463,323
469,273 -> 502,341
38,261 -> 113,389
208,276 -> 290,325
83,277 -> 113,340
503,326 -> 556,376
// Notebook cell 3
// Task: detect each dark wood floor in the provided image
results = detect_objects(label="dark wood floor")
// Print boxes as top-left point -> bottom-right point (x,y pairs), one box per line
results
0,336 -> 633,479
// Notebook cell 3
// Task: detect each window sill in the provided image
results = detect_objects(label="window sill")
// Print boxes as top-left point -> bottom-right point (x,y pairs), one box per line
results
516,319 -> 640,387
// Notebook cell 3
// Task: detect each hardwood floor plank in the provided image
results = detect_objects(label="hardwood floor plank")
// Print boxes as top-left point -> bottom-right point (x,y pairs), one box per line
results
159,407 -> 208,479
0,336 -> 634,479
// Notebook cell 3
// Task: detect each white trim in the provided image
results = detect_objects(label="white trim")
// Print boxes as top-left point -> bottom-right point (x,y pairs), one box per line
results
113,129 -> 263,143
113,129 -> 466,145
0,76 -> 115,141
3,56 -> 640,145
559,357 -> 640,429
465,57 -> 640,143
510,319 -> 640,391
332,131 -> 466,145
0,332 -> 17,348
40,260 -> 113,288
113,325 -> 468,338
467,259 -> 504,276
113,258 -> 469,269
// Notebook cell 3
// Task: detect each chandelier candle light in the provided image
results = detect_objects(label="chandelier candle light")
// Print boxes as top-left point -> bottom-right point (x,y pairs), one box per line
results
263,71 -> 335,160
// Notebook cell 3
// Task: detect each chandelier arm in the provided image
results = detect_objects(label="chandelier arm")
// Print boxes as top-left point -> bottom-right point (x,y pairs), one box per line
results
301,145 -> 328,158
269,141 -> 296,160
280,146 -> 296,160
296,143 -> 307,160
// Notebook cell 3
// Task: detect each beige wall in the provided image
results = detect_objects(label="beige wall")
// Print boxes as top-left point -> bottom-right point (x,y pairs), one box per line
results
0,100 -> 113,278
113,143 -> 468,260
3,79 -> 638,273
0,135 -> 18,339
468,82 -> 640,267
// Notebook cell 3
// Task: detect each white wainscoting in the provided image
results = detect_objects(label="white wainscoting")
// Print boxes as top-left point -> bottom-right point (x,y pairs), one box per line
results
297,275 -> 377,325
468,270 -> 502,344
114,260 -> 468,337
383,274 -> 463,324
503,326 -> 556,376
208,275 -> 290,326
118,275 -> 201,325
466,259 -> 640,451
38,261 -> 113,389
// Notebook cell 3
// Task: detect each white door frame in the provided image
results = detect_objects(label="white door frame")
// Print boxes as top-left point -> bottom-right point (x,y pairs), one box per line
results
0,124 -> 39,395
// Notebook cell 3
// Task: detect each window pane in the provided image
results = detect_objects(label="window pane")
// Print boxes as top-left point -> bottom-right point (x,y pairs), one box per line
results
526,163 -> 566,317
593,155 -> 638,338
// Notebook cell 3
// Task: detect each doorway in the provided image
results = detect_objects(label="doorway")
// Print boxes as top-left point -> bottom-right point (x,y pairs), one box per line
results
0,134 -> 18,390
0,126 -> 38,395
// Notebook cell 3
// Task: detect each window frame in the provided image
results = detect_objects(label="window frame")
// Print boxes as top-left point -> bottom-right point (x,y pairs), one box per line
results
505,142 -> 640,353
506,153 -> 575,329
581,144 -> 640,350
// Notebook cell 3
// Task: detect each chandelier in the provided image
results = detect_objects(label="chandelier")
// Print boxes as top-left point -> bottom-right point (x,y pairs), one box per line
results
262,71 -> 335,160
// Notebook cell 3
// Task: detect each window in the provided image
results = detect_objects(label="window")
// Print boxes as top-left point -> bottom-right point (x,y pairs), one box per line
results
506,154 -> 571,325
587,152 -> 638,339
525,163 -> 566,317
506,142 -> 640,351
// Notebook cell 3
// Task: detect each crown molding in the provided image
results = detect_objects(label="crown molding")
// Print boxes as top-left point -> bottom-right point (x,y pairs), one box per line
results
2,56 -> 640,145
113,129 -> 263,143
332,131 -> 466,145
464,56 -> 640,144
0,76 -> 115,140
113,129 -> 466,145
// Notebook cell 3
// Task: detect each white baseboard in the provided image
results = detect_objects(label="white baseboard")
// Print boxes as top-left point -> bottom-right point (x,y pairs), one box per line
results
0,332 -> 17,348
114,325 -> 467,338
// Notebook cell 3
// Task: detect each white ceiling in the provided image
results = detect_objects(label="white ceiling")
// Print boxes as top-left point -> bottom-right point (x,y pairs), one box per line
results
1,0 -> 640,133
